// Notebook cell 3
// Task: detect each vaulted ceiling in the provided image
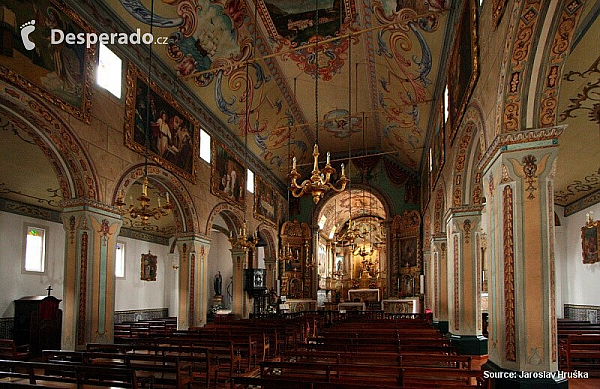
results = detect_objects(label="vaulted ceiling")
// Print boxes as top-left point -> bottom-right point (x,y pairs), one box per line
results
109,0 -> 451,181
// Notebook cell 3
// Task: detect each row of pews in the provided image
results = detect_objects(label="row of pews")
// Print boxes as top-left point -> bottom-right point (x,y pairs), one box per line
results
558,318 -> 600,376
0,315 -> 318,388
232,314 -> 488,388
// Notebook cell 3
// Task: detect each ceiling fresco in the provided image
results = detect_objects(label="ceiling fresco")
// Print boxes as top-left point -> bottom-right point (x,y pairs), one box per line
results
110,0 -> 451,181
556,5 -> 600,208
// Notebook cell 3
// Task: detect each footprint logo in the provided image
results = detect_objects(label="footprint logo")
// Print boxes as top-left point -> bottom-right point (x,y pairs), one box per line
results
20,20 -> 36,51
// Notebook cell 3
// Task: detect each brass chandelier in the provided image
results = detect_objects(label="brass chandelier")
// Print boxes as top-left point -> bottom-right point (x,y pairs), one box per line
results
229,220 -> 258,251
288,1 -> 348,204
116,177 -> 173,224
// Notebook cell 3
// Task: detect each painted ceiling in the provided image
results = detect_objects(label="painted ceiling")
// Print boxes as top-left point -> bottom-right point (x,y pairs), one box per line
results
555,4 -> 600,208
109,0 -> 451,181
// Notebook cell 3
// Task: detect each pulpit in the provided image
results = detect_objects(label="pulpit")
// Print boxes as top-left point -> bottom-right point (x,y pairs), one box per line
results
13,296 -> 62,355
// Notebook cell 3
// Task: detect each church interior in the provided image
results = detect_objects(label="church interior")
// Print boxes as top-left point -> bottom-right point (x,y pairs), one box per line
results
0,0 -> 599,387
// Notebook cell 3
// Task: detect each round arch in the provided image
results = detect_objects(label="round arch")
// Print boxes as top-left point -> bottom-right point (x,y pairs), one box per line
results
0,81 -> 100,201
113,163 -> 199,234
449,103 -> 486,207
205,202 -> 244,238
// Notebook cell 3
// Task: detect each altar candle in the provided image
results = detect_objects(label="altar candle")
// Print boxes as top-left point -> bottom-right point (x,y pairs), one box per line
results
419,274 -> 424,294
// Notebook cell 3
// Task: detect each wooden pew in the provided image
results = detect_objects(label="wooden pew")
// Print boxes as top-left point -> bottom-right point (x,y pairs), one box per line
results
0,340 -> 29,361
231,376 -> 401,388
0,359 -> 145,388
565,334 -> 600,376
42,349 -> 201,388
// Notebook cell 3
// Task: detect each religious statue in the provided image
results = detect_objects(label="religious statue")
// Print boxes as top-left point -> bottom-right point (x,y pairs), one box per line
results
214,271 -> 222,296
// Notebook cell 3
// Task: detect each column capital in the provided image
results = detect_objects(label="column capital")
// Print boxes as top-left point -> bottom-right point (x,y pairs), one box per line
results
478,125 -> 563,174
444,206 -> 484,223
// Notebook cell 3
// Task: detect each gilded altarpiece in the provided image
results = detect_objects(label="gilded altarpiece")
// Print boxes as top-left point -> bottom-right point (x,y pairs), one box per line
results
279,220 -> 311,299
392,211 -> 422,297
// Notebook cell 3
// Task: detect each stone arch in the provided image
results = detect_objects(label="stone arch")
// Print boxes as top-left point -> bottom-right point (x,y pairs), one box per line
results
499,0 -> 587,133
205,202 -> 244,238
450,103 -> 486,207
0,80 -> 100,201
113,163 -> 199,234
315,183 -> 394,224
433,184 -> 445,235
257,223 -> 277,260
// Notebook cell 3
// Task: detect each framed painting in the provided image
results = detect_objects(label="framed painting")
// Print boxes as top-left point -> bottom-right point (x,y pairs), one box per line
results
211,143 -> 246,209
430,98 -> 445,189
447,0 -> 479,144
400,237 -> 419,268
141,252 -> 157,281
124,64 -> 198,183
254,176 -> 277,226
421,154 -> 430,210
0,0 -> 95,123
581,220 -> 600,264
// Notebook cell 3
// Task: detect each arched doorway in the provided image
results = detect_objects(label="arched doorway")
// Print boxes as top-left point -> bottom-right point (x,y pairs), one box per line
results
314,187 -> 389,305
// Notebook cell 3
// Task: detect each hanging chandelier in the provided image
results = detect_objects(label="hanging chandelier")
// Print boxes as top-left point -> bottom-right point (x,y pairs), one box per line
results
288,1 -> 348,204
229,220 -> 258,251
116,177 -> 173,224
115,1 -> 173,225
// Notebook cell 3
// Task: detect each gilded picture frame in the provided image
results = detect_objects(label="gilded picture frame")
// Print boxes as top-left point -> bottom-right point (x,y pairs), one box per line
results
124,63 -> 198,183
211,143 -> 246,209
141,252 -> 157,281
581,220 -> 600,264
447,0 -> 479,144
254,176 -> 277,226
430,98 -> 445,189
0,0 -> 95,123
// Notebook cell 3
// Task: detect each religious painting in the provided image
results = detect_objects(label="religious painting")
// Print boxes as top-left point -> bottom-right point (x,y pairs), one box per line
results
430,98 -> 445,189
124,64 -> 198,183
421,155 -> 430,209
254,176 -> 277,225
0,0 -> 95,122
581,221 -> 600,264
211,143 -> 246,209
446,0 -> 479,144
141,252 -> 157,281
257,0 -> 354,79
400,237 -> 419,268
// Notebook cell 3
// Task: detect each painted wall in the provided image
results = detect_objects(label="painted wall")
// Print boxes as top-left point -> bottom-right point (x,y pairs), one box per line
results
557,202 -> 600,308
114,236 -> 170,311
0,211 -> 65,317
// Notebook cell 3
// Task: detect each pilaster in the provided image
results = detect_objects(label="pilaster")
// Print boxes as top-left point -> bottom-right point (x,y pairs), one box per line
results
431,235 -> 448,333
229,240 -> 253,319
60,200 -> 123,349
480,127 -> 562,382
446,207 -> 487,355
176,235 -> 211,329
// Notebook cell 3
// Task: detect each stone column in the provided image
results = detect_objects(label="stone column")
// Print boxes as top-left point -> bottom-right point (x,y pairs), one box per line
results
445,208 -> 487,355
61,200 -> 123,349
431,235 -> 448,334
230,247 -> 251,319
422,248 -> 431,312
480,127 -> 563,386
176,235 -> 211,329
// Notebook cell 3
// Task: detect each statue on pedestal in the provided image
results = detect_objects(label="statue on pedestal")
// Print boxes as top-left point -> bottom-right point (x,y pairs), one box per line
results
214,271 -> 222,296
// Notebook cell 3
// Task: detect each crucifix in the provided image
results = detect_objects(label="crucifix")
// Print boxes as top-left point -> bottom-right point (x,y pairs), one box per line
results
46,285 -> 53,296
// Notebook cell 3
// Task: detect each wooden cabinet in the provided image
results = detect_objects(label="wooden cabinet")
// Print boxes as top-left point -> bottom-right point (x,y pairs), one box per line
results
14,296 -> 62,355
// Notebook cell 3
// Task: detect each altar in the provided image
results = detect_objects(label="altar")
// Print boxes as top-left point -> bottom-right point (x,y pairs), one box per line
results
382,298 -> 420,314
285,299 -> 317,313
338,302 -> 366,312
347,289 -> 380,303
